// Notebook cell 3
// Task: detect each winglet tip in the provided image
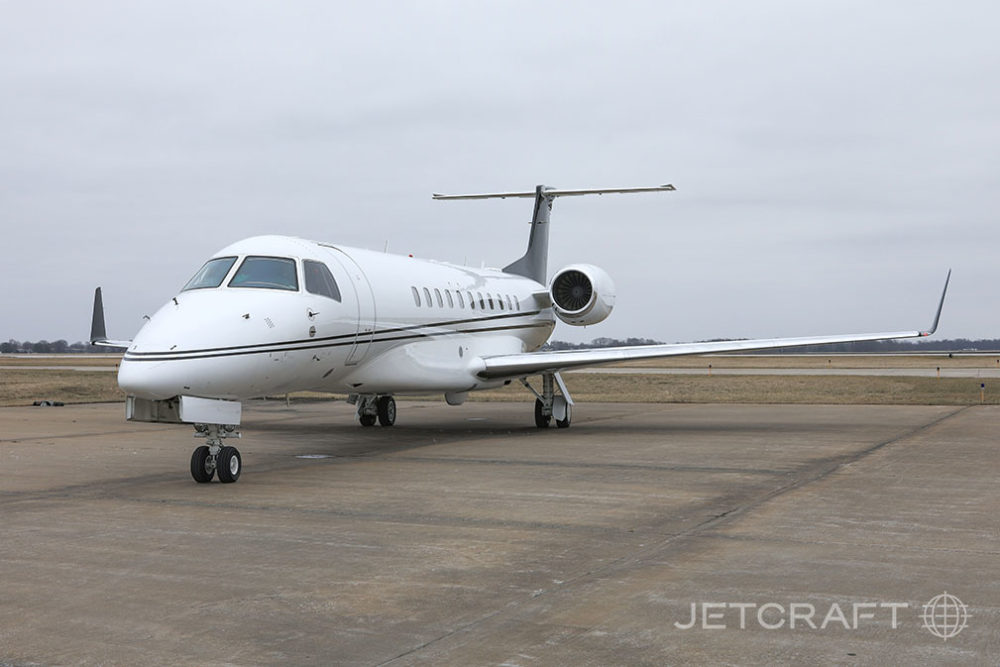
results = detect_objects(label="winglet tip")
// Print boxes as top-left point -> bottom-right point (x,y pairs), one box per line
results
921,269 -> 951,337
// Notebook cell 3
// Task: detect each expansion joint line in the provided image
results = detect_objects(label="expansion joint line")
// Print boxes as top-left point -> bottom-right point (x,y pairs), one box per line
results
376,405 -> 972,665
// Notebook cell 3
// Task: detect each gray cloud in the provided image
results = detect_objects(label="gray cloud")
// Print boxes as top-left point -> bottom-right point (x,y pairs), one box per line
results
2,1 -> 998,343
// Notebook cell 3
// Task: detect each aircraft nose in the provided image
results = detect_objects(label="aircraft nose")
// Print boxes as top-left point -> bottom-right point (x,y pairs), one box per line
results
118,358 -> 184,400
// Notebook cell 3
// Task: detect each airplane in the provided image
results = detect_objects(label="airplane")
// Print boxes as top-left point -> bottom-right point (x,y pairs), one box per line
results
90,184 -> 951,484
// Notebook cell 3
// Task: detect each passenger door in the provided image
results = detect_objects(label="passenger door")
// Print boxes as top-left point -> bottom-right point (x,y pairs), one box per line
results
324,249 -> 376,366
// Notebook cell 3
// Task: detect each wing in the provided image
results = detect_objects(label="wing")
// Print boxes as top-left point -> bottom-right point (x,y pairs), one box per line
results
478,271 -> 951,380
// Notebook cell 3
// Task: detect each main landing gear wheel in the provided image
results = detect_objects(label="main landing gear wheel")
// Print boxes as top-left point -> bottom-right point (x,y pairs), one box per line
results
217,446 -> 242,483
534,399 -> 552,428
556,404 -> 572,429
377,396 -> 396,426
355,394 -> 395,427
190,445 -> 215,483
525,372 -> 573,429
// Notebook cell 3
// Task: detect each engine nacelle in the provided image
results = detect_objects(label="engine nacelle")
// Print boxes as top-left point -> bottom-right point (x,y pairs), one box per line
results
549,263 -> 616,326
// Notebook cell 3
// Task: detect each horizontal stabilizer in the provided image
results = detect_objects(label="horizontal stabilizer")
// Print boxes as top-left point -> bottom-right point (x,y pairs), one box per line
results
434,183 -> 676,283
432,184 -> 676,200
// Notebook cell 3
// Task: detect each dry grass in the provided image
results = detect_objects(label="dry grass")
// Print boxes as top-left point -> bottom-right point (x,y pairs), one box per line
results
0,369 -> 125,406
2,355 -> 996,407
0,355 -> 122,367
6,353 -> 997,370
464,373 -> 997,406
610,353 -> 1000,369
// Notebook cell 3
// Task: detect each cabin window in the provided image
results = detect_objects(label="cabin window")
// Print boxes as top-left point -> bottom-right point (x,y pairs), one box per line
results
445,290 -> 454,308
468,291 -> 475,309
182,256 -> 237,291
514,295 -> 521,310
506,295 -> 514,311
434,288 -> 443,307
411,286 -> 421,307
423,287 -> 433,307
303,260 -> 342,301
498,294 -> 505,310
477,292 -> 485,309
457,291 -> 465,308
487,294 -> 495,310
229,256 -> 298,291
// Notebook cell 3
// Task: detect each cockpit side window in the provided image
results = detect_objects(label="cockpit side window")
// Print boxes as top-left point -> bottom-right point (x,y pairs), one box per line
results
228,256 -> 299,291
303,260 -> 342,301
182,256 -> 238,291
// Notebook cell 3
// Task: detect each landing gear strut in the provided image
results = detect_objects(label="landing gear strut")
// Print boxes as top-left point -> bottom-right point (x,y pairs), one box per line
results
522,372 -> 573,429
351,394 -> 396,427
190,423 -> 241,483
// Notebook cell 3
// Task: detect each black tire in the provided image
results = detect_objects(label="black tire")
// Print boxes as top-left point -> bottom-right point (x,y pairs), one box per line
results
359,413 -> 377,427
556,404 -> 572,429
190,445 -> 215,483
534,399 -> 551,428
377,396 -> 396,426
217,446 -> 242,483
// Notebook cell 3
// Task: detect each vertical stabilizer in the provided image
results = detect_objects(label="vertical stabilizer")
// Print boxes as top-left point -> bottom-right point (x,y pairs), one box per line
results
503,185 -> 553,283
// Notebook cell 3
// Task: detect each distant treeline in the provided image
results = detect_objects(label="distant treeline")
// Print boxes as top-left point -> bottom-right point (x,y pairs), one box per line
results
4,336 -> 999,355
1,340 -> 109,354
542,337 -> 1000,353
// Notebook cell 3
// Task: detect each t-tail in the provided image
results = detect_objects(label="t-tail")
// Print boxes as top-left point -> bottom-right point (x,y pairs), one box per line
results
432,184 -> 676,283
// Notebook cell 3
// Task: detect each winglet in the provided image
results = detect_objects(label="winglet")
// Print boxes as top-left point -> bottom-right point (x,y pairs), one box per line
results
90,287 -> 132,349
921,269 -> 951,336
90,287 -> 107,343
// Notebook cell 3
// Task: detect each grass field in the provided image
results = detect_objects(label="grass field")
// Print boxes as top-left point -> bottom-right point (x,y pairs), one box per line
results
5,353 -> 999,369
610,353 -> 1000,369
471,373 -> 997,405
2,354 -> 997,407
0,369 -> 125,406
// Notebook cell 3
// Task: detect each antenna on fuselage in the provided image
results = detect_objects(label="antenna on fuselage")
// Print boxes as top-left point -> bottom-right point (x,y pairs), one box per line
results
432,184 -> 676,283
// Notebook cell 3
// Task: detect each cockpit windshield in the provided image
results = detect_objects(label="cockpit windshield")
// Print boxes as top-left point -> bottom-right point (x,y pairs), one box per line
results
181,256 -> 238,291
228,256 -> 299,291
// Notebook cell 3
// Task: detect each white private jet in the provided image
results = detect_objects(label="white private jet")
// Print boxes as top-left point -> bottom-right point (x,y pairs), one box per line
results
91,184 -> 950,484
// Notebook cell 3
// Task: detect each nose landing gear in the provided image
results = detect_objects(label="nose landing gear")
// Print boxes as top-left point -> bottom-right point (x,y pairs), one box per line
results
190,423 -> 242,483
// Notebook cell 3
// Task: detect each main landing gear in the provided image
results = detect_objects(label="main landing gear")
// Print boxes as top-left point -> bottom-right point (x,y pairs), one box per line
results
522,371 -> 573,429
351,394 -> 396,427
190,423 -> 242,483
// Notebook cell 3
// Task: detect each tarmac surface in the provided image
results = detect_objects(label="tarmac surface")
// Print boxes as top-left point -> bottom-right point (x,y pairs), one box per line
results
1,400 -> 997,665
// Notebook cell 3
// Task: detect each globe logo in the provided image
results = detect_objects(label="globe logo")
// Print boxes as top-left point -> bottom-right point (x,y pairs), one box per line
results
920,592 -> 969,640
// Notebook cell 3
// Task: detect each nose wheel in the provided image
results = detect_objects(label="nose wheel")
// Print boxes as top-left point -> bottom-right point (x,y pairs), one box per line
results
190,423 -> 242,483
190,445 -> 215,483
217,446 -> 242,483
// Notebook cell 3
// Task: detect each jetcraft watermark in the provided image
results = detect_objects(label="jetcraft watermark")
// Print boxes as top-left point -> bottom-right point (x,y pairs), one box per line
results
674,592 -> 969,640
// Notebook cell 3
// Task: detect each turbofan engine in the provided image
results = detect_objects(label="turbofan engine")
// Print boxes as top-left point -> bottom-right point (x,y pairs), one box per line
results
549,264 -> 616,326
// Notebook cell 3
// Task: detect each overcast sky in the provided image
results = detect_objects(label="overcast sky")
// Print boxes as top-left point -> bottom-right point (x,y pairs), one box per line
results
2,1 -> 998,344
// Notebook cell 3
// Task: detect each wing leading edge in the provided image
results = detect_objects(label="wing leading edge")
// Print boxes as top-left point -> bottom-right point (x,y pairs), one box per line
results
478,271 -> 951,380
